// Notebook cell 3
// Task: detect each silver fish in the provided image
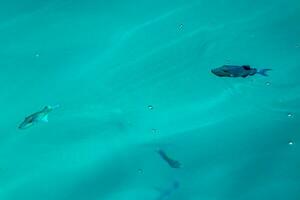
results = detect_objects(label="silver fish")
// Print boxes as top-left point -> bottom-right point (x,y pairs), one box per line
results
18,105 -> 59,129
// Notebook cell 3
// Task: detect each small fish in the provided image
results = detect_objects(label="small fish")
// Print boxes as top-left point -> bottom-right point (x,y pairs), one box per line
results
211,65 -> 271,78
18,105 -> 59,129
158,149 -> 181,169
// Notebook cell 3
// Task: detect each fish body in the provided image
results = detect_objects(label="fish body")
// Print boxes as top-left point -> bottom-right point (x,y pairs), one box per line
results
18,105 -> 59,129
211,65 -> 271,78
158,149 -> 181,169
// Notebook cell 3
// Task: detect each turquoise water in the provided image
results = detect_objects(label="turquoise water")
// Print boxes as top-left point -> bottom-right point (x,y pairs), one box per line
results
1,0 -> 300,199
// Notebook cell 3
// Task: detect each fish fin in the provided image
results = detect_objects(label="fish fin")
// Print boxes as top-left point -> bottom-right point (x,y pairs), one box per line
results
242,65 -> 251,70
257,69 -> 272,76
41,115 -> 48,122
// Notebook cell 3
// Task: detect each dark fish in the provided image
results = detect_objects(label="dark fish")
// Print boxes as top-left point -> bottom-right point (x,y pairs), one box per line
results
211,65 -> 271,78
158,149 -> 181,169
18,105 -> 59,129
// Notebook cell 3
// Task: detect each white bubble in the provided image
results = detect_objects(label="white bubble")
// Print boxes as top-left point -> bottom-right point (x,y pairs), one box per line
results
148,105 -> 154,110
287,113 -> 293,117
179,24 -> 184,29
35,54 -> 40,57
288,141 -> 294,146
138,169 -> 143,173
265,82 -> 271,86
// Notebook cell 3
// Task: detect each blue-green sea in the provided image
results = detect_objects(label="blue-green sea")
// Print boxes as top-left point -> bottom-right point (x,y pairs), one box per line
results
0,0 -> 300,199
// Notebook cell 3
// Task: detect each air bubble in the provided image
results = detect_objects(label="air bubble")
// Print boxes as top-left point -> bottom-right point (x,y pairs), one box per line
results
288,141 -> 294,146
35,54 -> 40,57
287,113 -> 293,118
265,82 -> 271,86
138,169 -> 143,174
179,24 -> 184,29
148,105 -> 154,110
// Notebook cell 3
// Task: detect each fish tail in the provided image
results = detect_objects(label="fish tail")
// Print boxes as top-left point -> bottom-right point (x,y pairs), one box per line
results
257,68 -> 272,76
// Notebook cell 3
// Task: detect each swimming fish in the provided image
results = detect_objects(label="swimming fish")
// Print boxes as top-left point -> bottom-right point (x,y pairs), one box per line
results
211,65 -> 271,78
18,105 -> 59,129
157,149 -> 181,169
